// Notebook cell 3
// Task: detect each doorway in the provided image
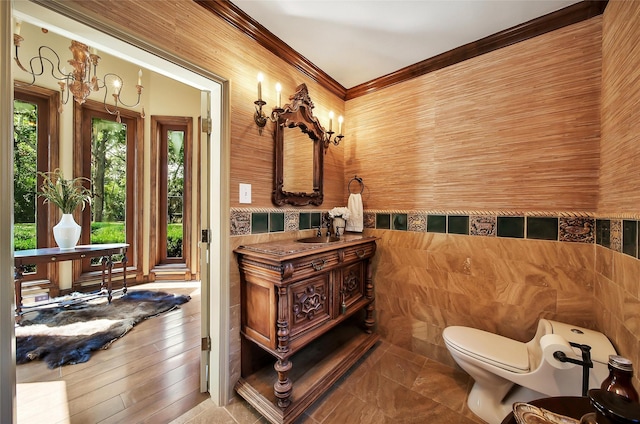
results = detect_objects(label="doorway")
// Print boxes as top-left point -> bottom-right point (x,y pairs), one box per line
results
4,1 -> 230,421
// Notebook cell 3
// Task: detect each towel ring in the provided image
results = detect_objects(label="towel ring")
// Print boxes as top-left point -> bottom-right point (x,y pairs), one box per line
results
348,175 -> 364,194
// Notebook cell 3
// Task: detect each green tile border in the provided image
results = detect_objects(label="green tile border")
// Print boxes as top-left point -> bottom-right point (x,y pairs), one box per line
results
269,212 -> 285,233
527,217 -> 559,241
622,220 -> 637,257
230,208 -> 640,263
497,216 -> 524,238
427,215 -> 446,233
392,213 -> 408,231
250,212 -> 269,234
376,213 -> 391,229
448,215 -> 469,235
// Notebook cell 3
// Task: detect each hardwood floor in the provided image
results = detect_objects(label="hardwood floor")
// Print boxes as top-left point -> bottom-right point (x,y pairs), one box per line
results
16,282 -> 209,424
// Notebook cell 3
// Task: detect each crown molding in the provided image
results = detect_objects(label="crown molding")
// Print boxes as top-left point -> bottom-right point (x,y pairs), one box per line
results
194,0 -> 347,100
195,0 -> 607,101
346,0 -> 608,100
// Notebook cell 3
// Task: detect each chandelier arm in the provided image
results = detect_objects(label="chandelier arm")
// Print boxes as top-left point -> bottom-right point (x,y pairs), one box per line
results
102,73 -> 142,109
14,48 -> 28,73
101,77 -> 119,116
34,45 -> 68,81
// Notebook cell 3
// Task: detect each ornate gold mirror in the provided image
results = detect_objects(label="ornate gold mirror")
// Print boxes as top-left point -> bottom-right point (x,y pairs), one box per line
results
273,83 -> 324,206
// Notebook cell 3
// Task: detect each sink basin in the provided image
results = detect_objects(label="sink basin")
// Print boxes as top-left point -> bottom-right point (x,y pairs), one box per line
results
296,236 -> 341,243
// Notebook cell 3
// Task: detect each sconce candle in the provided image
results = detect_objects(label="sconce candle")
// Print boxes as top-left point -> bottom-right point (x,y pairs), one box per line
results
137,69 -> 142,86
257,72 -> 263,101
338,116 -> 344,136
275,83 -> 282,108
14,20 -> 21,36
329,111 -> 334,132
113,79 -> 122,96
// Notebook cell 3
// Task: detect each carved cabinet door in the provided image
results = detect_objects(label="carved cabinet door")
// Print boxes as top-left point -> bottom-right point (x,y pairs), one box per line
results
336,262 -> 365,316
286,273 -> 331,339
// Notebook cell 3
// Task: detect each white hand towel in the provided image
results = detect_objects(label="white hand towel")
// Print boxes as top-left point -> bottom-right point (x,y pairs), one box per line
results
345,193 -> 363,233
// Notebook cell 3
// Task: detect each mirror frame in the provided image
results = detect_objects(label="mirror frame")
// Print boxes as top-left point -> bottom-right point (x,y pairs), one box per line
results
273,83 -> 324,206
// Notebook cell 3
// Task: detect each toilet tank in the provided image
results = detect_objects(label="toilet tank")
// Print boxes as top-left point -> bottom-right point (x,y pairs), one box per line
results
547,319 -> 616,382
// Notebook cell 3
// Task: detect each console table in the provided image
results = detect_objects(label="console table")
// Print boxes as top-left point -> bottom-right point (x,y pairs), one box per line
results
14,243 -> 129,315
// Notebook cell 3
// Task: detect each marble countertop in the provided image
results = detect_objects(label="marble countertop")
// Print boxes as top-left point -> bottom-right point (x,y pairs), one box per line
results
234,233 -> 377,258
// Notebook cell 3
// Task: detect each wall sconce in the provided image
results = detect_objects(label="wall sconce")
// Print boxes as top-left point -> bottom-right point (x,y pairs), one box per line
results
254,73 -> 282,132
13,20 -> 143,123
253,73 -> 345,147
324,111 -> 344,148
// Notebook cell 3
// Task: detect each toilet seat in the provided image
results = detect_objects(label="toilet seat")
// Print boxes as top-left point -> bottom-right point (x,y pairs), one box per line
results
443,326 -> 530,373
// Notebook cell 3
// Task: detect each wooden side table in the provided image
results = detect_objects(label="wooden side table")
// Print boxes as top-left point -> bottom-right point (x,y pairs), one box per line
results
14,243 -> 128,315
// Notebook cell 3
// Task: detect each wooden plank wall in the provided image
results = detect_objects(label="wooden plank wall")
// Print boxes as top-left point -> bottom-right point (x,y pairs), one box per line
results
345,17 -> 602,212
599,0 -> 640,214
61,0 -> 346,210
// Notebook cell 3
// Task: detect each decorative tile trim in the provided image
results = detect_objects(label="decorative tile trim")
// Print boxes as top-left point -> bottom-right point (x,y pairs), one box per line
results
407,213 -> 427,232
229,208 -> 640,261
610,220 -> 622,252
470,215 -> 497,237
364,212 -> 376,229
230,210 -> 251,236
363,209 -> 596,217
559,217 -> 594,243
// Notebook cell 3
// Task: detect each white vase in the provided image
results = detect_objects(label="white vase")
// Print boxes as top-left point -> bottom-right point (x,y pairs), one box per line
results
333,217 -> 346,236
53,213 -> 81,249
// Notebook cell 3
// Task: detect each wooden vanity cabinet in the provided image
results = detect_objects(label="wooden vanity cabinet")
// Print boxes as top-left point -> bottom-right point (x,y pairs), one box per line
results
234,235 -> 379,424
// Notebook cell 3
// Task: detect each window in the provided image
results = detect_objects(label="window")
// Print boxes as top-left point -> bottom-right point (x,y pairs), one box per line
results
150,116 -> 193,278
74,100 -> 143,285
13,86 -> 59,286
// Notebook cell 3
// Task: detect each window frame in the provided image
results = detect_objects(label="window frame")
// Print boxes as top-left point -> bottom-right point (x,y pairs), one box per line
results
73,100 -> 143,286
150,115 -> 193,278
13,85 -> 60,287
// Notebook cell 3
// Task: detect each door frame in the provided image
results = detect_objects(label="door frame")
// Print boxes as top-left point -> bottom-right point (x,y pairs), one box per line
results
1,2 -> 17,423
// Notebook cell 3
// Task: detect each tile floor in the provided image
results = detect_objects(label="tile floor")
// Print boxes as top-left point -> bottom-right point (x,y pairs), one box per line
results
171,340 -> 485,424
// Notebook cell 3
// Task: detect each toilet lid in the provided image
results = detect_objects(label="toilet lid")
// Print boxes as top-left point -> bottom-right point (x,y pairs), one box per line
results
443,326 -> 530,373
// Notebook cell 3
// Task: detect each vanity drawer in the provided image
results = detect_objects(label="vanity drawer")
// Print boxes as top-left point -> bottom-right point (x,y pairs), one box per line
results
288,251 -> 339,280
342,241 -> 376,264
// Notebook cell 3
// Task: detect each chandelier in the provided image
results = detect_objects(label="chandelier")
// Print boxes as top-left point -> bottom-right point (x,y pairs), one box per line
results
13,21 -> 143,123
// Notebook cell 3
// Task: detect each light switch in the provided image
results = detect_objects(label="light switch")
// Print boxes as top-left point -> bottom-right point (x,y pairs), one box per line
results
239,183 -> 252,204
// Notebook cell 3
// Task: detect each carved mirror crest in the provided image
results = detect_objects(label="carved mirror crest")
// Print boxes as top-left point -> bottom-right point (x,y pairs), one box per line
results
273,83 -> 324,206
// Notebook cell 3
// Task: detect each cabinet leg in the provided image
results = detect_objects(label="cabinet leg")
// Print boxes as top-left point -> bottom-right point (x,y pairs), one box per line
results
364,303 -> 375,334
273,358 -> 292,409
364,259 -> 376,334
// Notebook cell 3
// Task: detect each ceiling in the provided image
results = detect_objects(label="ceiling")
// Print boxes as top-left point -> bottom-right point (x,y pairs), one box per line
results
232,0 -> 582,89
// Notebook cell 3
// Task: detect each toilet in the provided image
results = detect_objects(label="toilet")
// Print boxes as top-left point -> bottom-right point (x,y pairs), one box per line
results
443,319 -> 616,424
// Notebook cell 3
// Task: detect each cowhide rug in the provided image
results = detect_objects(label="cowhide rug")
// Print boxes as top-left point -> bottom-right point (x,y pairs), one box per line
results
15,290 -> 190,368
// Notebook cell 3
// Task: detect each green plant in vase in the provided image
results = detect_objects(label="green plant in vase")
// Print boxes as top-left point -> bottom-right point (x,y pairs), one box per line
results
38,169 -> 92,249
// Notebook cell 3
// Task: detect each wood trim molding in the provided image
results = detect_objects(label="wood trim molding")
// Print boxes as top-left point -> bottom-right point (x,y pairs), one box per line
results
194,0 -> 346,99
195,0 -> 607,100
346,0 -> 608,99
